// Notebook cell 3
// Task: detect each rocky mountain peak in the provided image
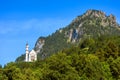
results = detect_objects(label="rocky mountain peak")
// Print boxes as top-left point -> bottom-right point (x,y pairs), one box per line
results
72,9 -> 118,27
66,10 -> 119,43
85,9 -> 106,18
72,10 -> 106,24
108,14 -> 116,25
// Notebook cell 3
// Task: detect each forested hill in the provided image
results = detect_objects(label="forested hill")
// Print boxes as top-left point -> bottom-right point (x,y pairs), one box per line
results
1,36 -> 120,79
1,9 -> 120,80
16,9 -> 120,62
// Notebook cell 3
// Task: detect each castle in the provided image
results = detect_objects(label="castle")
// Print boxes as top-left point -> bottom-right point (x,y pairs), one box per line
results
25,43 -> 37,62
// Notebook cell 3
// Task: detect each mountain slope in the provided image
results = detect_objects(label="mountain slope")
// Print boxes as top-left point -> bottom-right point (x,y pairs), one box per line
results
16,9 -> 120,62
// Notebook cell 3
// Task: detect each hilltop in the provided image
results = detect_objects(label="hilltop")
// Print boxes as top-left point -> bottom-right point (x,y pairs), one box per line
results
16,9 -> 120,61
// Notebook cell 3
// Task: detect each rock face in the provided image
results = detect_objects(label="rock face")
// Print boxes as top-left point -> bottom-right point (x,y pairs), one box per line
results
72,10 -> 117,27
65,9 -> 120,43
66,28 -> 80,43
34,37 -> 45,53
16,9 -> 120,62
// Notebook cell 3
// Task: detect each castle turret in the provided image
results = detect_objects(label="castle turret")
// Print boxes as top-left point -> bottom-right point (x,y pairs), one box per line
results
25,43 -> 29,62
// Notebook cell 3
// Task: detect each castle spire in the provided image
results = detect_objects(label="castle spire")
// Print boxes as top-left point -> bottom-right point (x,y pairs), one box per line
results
25,42 -> 29,62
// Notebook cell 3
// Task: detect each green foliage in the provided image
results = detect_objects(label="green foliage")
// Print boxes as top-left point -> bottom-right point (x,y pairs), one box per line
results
10,10 -> 120,79
0,69 -> 8,80
15,54 -> 25,62
42,52 -> 80,80
70,54 -> 112,80
40,31 -> 71,57
2,35 -> 120,79
109,57 -> 120,79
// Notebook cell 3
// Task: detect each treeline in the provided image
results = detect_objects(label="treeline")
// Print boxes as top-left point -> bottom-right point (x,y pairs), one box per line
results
1,35 -> 120,80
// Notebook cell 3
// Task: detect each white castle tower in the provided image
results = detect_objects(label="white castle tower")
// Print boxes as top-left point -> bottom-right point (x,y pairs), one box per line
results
25,43 -> 37,62
25,43 -> 29,62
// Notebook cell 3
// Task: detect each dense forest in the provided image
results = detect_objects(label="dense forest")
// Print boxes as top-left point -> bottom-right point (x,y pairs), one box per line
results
1,35 -> 120,80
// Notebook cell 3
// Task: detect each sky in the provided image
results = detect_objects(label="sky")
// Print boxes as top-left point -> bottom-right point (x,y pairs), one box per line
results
0,0 -> 120,66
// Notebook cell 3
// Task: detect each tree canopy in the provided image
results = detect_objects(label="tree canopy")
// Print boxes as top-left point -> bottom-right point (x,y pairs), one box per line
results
1,35 -> 120,80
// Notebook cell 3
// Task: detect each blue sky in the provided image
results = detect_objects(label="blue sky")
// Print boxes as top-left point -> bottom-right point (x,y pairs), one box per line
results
0,0 -> 120,66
